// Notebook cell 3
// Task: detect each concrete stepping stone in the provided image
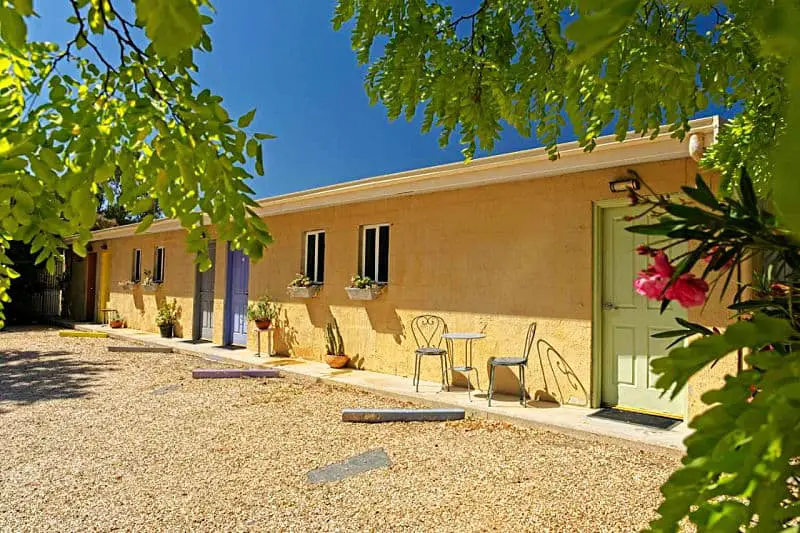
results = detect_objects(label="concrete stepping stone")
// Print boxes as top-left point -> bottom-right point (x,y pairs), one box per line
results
109,346 -> 172,353
342,408 -> 465,423
191,368 -> 280,379
307,448 -> 391,484
152,383 -> 182,395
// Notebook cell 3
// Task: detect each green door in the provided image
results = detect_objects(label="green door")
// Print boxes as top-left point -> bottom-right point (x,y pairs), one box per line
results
601,205 -> 686,418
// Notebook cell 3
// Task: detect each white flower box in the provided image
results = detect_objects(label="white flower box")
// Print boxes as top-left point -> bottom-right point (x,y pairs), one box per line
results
286,285 -> 321,299
345,285 -> 384,301
142,282 -> 160,293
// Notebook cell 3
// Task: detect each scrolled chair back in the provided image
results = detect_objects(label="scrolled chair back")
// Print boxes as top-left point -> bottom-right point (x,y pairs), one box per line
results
410,314 -> 448,349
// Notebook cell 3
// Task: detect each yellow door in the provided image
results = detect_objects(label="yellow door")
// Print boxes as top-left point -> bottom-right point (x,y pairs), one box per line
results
600,205 -> 686,418
97,250 -> 111,322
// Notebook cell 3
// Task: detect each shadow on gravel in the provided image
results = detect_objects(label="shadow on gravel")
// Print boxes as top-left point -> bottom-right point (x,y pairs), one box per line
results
0,349 -> 113,407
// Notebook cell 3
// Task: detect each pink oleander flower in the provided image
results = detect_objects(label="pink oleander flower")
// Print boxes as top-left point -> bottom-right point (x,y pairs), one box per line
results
634,251 -> 709,308
665,274 -> 709,308
634,251 -> 673,300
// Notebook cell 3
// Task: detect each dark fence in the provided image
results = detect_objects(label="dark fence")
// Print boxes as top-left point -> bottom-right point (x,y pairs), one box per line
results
28,260 -> 64,317
6,242 -> 67,324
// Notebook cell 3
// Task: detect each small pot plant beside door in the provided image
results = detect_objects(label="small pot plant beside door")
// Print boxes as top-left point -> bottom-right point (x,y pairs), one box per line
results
345,275 -> 384,301
109,312 -> 125,329
325,319 -> 349,368
156,299 -> 179,338
247,294 -> 280,331
286,273 -> 321,299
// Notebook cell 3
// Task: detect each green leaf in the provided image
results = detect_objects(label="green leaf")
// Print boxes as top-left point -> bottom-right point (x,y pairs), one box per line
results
663,203 -> 721,225
254,132 -> 276,140
0,6 -> 27,48
254,143 -> 264,176
681,175 -> 721,210
652,314 -> 794,399
738,167 -> 758,215
245,138 -> 258,158
565,0 -> 642,64
626,220 -> 683,235
135,214 -> 155,234
135,0 -> 203,58
650,329 -> 691,339
237,109 -> 256,128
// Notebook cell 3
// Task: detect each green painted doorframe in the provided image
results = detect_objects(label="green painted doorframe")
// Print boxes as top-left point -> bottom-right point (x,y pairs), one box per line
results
590,198 -> 689,419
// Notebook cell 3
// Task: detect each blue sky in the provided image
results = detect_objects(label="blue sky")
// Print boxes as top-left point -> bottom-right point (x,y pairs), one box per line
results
30,2 -> 729,199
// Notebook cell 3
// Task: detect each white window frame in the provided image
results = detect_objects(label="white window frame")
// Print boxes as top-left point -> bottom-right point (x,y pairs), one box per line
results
132,249 -> 142,282
361,223 -> 390,284
153,247 -> 166,283
303,230 -> 325,283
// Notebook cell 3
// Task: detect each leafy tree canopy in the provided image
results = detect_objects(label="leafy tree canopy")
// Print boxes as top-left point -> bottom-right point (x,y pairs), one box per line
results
333,0 -> 797,230
0,0 -> 274,326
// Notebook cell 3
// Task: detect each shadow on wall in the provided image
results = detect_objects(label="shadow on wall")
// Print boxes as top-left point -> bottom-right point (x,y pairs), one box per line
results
304,297 -> 333,329
277,309 -> 298,356
133,287 -> 145,312
534,338 -> 588,407
364,299 -> 405,344
0,349 -> 114,407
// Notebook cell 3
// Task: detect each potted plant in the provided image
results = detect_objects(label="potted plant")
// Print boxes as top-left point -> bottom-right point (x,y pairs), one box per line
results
247,294 -> 280,330
345,275 -> 384,301
118,280 -> 136,291
286,273 -> 321,299
325,319 -> 349,368
141,269 -> 158,292
109,312 -> 125,329
156,299 -> 179,338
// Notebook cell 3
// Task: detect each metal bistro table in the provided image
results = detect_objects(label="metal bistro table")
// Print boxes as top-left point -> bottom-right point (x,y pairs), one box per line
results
442,332 -> 486,401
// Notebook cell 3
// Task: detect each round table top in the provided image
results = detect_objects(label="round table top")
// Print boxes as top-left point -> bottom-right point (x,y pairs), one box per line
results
442,332 -> 486,340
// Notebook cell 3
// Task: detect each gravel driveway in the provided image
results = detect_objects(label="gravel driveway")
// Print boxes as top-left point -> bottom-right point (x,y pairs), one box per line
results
0,326 -> 681,531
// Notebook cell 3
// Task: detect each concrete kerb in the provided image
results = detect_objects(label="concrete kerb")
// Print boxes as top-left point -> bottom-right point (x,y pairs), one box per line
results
71,324 -> 684,455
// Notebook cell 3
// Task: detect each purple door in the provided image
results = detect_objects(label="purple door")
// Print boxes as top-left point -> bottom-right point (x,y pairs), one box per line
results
225,247 -> 250,346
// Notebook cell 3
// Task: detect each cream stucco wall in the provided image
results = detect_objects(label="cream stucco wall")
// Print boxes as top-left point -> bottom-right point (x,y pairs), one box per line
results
70,157 -> 740,419
91,232 -> 198,338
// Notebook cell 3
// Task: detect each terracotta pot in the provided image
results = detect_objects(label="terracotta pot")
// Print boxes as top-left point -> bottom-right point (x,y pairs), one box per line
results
109,320 -> 124,329
255,319 -> 272,330
326,355 -> 349,369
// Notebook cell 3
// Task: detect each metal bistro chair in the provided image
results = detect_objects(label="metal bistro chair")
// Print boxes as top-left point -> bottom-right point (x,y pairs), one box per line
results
488,322 -> 537,407
411,315 -> 450,392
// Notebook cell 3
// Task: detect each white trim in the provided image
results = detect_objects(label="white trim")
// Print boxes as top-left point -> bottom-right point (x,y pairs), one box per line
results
361,224 -> 389,283
79,116 -> 720,242
303,230 -> 325,283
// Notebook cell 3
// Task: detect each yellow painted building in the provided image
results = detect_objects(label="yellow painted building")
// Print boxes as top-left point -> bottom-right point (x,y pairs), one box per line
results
68,116 -> 737,419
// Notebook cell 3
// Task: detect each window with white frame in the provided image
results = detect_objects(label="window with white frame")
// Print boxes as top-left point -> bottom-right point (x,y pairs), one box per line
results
131,249 -> 142,282
361,224 -> 389,283
153,247 -> 166,283
304,230 -> 325,283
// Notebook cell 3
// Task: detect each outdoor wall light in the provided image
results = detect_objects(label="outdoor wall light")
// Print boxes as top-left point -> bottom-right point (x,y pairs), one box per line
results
609,174 -> 641,193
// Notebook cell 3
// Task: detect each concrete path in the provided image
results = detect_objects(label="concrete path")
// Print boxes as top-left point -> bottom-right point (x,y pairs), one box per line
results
74,323 -> 690,451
